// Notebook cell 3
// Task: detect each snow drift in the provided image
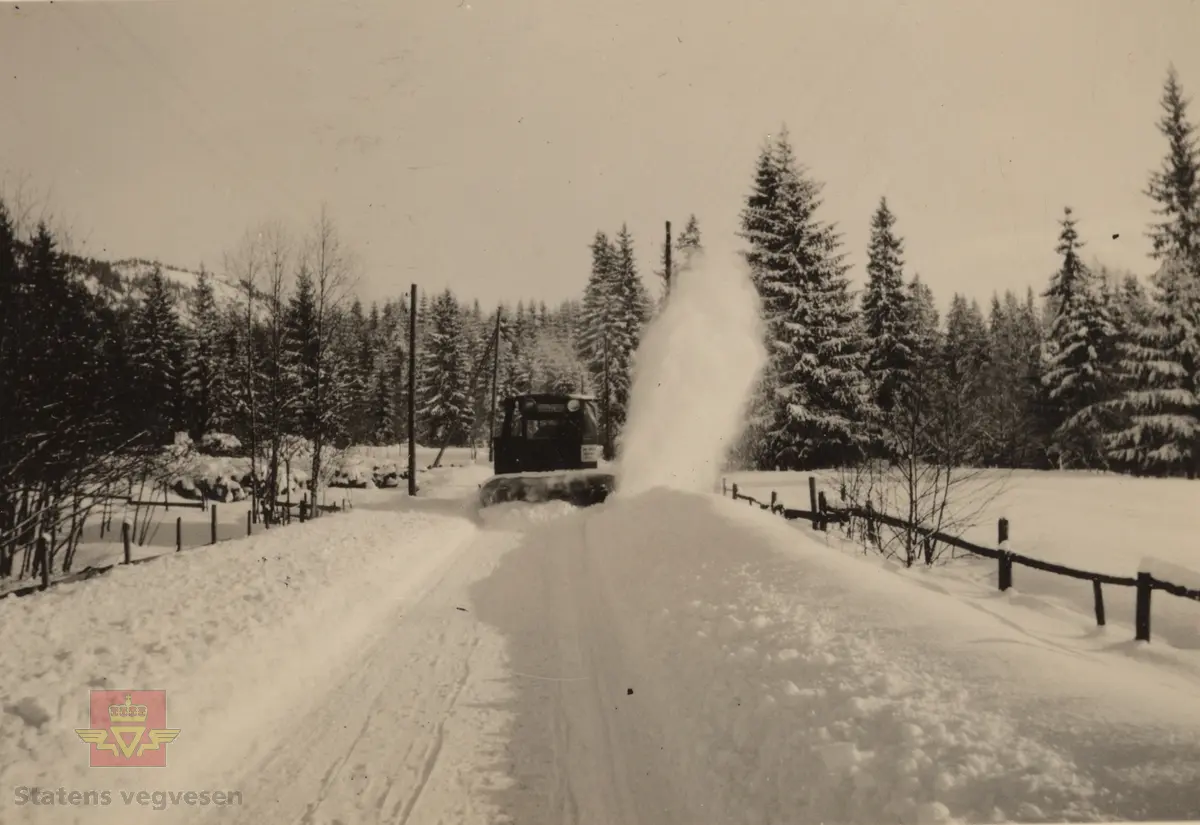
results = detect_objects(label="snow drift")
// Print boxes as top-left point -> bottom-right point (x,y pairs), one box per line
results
615,248 -> 766,498
0,506 -> 479,825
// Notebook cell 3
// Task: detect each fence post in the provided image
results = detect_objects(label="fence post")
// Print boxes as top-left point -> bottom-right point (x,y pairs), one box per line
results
731,483 -> 739,500
997,552 -> 1012,591
1135,572 -> 1152,642
1092,579 -> 1106,627
176,516 -> 182,552
164,480 -> 169,512
770,491 -> 777,513
864,501 -> 876,545
211,504 -> 218,545
122,521 -> 132,565
722,478 -> 728,496
247,510 -> 252,537
997,517 -> 1012,591
817,491 -> 828,532
808,476 -> 818,530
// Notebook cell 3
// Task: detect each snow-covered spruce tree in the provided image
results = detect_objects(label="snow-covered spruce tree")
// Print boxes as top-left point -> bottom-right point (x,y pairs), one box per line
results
983,289 -> 1050,468
607,224 -> 651,430
907,276 -> 942,363
508,300 -> 537,394
1107,67 -> 1200,477
736,127 -> 874,469
532,333 -> 585,394
861,197 -> 917,450
1108,254 -> 1200,476
346,298 -> 373,444
419,290 -> 473,448
0,218 -> 136,578
215,304 -> 246,436
318,307 -> 359,453
128,264 -> 188,442
1148,67 -> 1200,263
676,214 -> 702,272
936,294 -> 991,467
576,231 -> 616,389
1040,208 -> 1121,469
861,270 -> 947,564
284,265 -> 319,448
0,201 -> 26,502
1116,273 -> 1154,331
393,292 -> 413,441
733,140 -> 788,468
182,266 -> 229,440
18,223 -> 118,480
574,226 -> 649,452
371,357 -> 396,445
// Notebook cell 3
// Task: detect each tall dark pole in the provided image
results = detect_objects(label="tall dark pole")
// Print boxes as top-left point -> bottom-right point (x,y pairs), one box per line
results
664,219 -> 672,298
487,308 -> 502,463
602,331 -> 612,461
407,283 -> 418,496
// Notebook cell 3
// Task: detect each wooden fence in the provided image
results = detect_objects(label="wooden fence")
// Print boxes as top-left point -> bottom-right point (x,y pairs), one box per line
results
0,493 -> 354,602
722,476 -> 1200,644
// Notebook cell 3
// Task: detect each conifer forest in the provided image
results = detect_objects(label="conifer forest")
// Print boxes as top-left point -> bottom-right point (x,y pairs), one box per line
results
3,67 -> 1200,577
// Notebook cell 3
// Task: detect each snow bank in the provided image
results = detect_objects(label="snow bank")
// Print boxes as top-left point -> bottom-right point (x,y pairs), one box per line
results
1140,555 -> 1200,593
0,504 -> 479,825
616,248 -> 765,497
728,468 -> 1200,651
482,490 -> 1200,823
477,499 -> 579,530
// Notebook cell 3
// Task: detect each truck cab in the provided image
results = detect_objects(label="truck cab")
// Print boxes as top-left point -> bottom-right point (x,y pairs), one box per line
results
492,394 -> 604,476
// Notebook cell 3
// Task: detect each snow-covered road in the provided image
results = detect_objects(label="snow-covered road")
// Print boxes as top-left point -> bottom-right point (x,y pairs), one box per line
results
183,510 -> 520,825
5,465 -> 1200,824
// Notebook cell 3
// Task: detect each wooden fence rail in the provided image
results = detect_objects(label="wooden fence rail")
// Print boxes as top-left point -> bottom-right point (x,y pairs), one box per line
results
721,477 -> 1199,643
0,495 -> 355,602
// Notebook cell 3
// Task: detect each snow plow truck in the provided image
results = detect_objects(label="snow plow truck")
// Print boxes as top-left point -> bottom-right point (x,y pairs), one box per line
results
478,393 -> 616,508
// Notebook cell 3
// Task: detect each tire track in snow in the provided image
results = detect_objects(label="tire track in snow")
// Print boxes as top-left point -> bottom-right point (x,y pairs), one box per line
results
471,507 -> 712,824
107,516 -> 523,825
392,634 -> 479,825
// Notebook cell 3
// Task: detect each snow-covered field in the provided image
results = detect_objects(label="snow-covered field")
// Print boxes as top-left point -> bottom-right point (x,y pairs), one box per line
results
2,463 -> 1200,824
727,468 -> 1200,651
0,445 -> 479,598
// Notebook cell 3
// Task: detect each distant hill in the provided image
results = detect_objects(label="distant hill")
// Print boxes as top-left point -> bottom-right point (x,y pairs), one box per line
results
64,254 -> 245,326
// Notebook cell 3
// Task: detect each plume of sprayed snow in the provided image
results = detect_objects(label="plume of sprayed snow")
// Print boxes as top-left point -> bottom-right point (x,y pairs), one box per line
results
614,248 -> 766,498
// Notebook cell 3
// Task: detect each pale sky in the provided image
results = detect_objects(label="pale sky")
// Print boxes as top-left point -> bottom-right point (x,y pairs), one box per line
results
2,0 -> 1199,313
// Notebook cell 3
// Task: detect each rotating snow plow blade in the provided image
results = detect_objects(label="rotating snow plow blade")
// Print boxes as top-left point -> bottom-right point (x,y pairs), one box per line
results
478,470 -> 615,509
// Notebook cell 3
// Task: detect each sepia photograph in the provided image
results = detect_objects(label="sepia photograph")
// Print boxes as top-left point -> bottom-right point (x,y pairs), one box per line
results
2,0 -> 1200,822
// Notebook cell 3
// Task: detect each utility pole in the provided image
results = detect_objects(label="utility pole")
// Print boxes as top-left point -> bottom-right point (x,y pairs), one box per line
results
487,308 -> 502,462
664,219 -> 672,298
602,331 -> 612,461
407,283 -> 418,496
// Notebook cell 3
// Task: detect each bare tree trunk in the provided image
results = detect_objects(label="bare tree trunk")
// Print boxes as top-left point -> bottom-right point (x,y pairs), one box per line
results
304,204 -> 356,517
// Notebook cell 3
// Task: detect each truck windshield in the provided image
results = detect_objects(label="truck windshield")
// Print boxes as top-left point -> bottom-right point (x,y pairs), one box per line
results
578,402 -> 600,442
